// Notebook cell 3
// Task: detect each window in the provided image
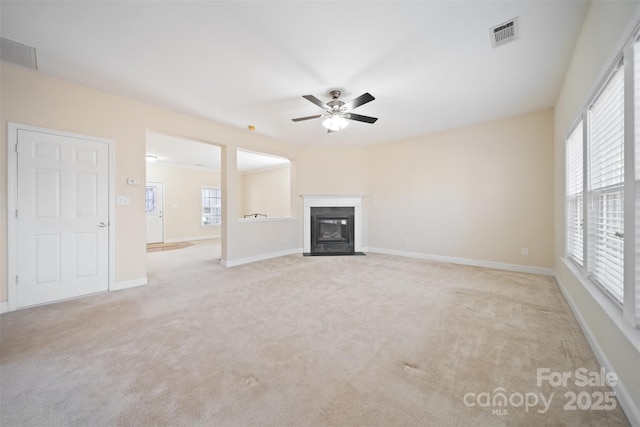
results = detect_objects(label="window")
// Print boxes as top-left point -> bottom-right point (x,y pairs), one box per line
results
588,64 -> 625,302
202,187 -> 221,226
565,34 -> 640,328
146,185 -> 157,215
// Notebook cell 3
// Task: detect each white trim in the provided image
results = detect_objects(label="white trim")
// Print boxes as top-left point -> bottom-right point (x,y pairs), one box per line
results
0,302 -> 8,314
108,131 -> 116,294
555,262 -> 640,426
112,278 -> 148,291
164,235 -> 221,243
7,124 -> 18,311
367,247 -> 555,276
221,248 -> 301,268
7,123 -> 116,311
623,40 -> 639,327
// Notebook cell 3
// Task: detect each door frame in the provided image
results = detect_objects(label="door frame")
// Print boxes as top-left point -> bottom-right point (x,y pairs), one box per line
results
6,123 -> 116,312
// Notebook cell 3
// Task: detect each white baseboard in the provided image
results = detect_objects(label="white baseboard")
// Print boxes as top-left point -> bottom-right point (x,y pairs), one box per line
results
0,280 -> 148,313
164,235 -> 220,243
554,271 -> 639,426
367,247 -> 555,276
111,277 -> 148,291
221,248 -> 302,268
222,246 -> 554,276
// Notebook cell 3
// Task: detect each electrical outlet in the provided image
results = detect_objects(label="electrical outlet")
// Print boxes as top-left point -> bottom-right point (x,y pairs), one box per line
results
117,195 -> 130,205
521,247 -> 529,256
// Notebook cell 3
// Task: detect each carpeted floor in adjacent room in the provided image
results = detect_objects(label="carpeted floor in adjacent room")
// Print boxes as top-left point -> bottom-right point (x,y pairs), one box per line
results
0,240 -> 630,426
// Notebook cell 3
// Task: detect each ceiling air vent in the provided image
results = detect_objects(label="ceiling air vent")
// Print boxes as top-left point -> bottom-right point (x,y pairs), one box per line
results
0,36 -> 38,70
490,17 -> 519,48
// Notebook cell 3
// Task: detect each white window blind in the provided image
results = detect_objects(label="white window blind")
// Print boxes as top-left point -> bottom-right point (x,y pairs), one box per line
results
588,64 -> 624,303
566,122 -> 584,265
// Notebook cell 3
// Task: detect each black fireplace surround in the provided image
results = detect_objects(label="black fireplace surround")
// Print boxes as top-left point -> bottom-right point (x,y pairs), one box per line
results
309,206 -> 355,254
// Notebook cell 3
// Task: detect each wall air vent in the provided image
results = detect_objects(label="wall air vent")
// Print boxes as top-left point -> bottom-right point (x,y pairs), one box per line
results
0,36 -> 38,70
490,17 -> 519,48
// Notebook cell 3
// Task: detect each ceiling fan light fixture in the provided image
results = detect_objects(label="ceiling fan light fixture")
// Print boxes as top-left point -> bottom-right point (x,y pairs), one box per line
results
322,115 -> 349,131
292,90 -> 376,132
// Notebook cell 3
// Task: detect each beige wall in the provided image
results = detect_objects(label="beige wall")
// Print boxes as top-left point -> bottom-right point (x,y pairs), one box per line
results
295,145 -> 368,195
146,163 -> 221,241
553,1 -> 640,419
239,165 -> 291,218
0,62 -> 301,299
294,145 -> 370,247
0,61 -> 562,301
367,109 -> 554,268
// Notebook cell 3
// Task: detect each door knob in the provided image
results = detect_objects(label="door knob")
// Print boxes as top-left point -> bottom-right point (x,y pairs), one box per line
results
98,222 -> 107,228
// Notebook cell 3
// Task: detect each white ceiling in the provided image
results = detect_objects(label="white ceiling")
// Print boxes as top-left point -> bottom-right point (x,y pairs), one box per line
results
146,131 -> 290,173
1,1 -> 590,147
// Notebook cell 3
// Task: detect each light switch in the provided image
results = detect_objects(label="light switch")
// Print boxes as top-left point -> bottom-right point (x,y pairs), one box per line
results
127,178 -> 140,186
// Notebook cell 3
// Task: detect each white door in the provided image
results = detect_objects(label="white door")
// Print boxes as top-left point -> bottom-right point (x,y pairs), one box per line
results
16,129 -> 110,308
146,181 -> 164,243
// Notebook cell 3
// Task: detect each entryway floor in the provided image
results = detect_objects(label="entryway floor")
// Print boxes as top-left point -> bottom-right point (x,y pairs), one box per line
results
146,241 -> 193,252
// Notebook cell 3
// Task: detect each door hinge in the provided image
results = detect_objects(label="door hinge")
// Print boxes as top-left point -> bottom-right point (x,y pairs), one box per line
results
16,275 -> 19,284
15,209 -> 18,218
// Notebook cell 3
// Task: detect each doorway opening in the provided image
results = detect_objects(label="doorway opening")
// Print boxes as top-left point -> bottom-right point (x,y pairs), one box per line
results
145,132 -> 223,265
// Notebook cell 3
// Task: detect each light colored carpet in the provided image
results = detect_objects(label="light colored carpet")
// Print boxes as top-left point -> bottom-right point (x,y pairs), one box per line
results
0,240 -> 629,426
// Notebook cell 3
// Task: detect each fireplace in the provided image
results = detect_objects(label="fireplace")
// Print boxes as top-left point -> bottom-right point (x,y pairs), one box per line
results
301,195 -> 364,256
310,207 -> 354,253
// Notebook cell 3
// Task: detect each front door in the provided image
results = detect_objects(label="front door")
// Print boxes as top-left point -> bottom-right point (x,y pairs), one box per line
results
145,181 -> 164,244
16,129 -> 110,308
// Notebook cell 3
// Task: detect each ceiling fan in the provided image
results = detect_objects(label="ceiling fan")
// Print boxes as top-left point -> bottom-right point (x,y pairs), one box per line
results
291,90 -> 378,132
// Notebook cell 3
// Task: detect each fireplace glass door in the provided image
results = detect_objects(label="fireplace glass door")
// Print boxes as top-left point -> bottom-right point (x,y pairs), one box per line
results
317,218 -> 349,242
310,206 -> 355,253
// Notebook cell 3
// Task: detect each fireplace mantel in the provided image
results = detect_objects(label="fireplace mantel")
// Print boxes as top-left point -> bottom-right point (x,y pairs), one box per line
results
301,195 -> 364,254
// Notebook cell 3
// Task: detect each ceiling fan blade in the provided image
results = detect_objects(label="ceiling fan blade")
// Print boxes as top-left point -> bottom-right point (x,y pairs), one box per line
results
346,113 -> 378,124
302,95 -> 328,110
291,114 -> 322,122
344,92 -> 375,110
